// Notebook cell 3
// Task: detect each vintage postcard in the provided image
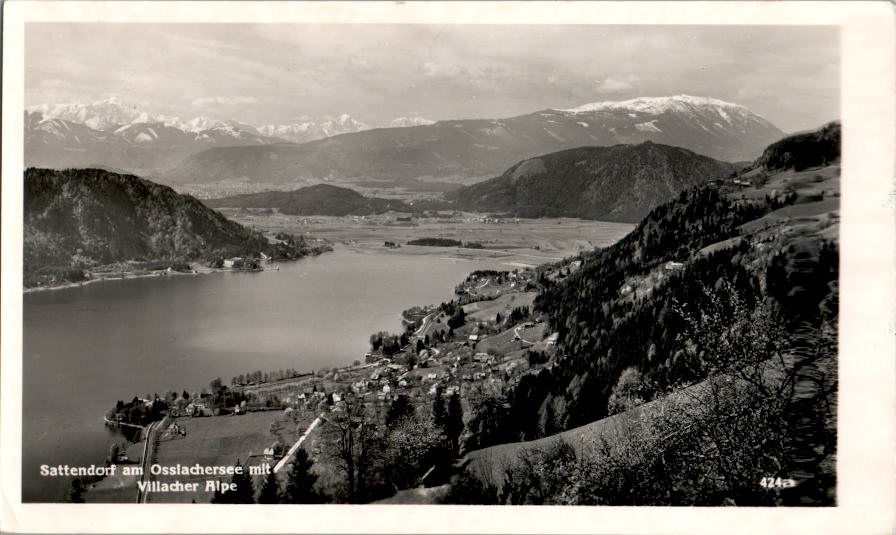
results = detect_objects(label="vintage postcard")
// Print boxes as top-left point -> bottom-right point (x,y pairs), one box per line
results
1,1 -> 893,533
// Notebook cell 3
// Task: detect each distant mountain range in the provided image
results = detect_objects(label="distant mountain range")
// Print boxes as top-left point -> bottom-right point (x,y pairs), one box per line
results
25,95 -> 784,186
257,114 -> 371,144
162,95 -> 782,185
25,97 -> 398,174
448,142 -> 738,223
24,109 -> 286,176
204,183 -> 414,216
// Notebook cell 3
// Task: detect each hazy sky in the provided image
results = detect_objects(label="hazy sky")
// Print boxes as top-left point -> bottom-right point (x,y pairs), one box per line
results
26,24 -> 838,132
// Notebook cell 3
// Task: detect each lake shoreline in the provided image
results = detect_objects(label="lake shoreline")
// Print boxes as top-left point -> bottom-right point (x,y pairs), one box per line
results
23,267 -> 206,294
22,249 -> 335,294
24,246 -> 519,501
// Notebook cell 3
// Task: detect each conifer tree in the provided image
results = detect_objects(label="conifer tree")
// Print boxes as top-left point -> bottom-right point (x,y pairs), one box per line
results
69,478 -> 85,503
230,459 -> 255,504
210,484 -> 229,504
257,469 -> 281,504
445,392 -> 464,456
430,385 -> 447,431
282,449 -> 320,503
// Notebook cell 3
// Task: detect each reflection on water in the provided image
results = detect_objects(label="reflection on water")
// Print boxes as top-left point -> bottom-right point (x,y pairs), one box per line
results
23,248 -> 508,501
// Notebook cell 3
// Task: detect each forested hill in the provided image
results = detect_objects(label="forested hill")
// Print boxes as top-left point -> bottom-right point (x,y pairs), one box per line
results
753,120 -> 840,171
24,168 -> 272,285
462,124 -> 839,504
204,184 -> 413,216
446,142 -> 738,223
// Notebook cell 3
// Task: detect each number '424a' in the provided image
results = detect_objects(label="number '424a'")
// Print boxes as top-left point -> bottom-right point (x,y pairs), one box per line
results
759,476 -> 796,489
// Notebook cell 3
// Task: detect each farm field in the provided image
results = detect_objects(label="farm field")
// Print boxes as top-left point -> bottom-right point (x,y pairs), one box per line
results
147,410 -> 312,503
463,292 -> 538,323
221,210 -> 634,268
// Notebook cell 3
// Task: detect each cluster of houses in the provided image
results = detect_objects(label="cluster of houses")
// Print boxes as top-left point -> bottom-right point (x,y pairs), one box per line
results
708,177 -> 757,188
183,400 -> 214,417
463,216 -> 520,225
263,339 -> 525,419
226,271 -> 557,427
222,257 -> 263,270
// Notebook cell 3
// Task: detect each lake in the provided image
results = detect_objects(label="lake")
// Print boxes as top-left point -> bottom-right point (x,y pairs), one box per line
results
22,247 -> 513,502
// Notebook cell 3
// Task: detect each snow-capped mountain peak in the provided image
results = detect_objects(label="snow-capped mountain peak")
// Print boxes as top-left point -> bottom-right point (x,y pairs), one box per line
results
558,94 -> 747,115
553,94 -> 776,137
389,115 -> 436,128
28,97 -> 439,147
258,114 -> 371,143
320,114 -> 369,137
26,96 -> 155,131
182,116 -> 224,133
257,122 -> 315,138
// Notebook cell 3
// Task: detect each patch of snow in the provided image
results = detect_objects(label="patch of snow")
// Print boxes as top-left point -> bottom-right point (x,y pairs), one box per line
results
576,121 -> 589,127
147,127 -> 158,139
388,116 -> 435,128
545,130 -> 566,142
131,111 -> 152,124
134,132 -> 154,143
717,108 -> 731,123
634,120 -> 662,133
184,116 -> 225,133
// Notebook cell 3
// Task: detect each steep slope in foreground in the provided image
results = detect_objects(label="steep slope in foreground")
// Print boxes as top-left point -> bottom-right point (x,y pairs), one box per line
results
24,168 -> 273,286
204,183 -> 413,216
162,95 -> 782,185
447,142 -> 738,223
456,123 -> 840,505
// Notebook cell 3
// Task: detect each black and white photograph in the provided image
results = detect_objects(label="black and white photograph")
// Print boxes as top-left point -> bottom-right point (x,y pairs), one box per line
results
1,1 -> 893,533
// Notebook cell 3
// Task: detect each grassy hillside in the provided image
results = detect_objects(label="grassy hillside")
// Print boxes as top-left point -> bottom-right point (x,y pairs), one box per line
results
447,143 -> 738,223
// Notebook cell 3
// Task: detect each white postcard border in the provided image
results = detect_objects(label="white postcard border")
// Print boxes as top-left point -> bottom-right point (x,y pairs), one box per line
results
2,2 -> 894,534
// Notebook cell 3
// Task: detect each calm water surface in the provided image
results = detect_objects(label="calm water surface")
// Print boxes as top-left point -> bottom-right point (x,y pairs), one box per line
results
23,247 -> 510,501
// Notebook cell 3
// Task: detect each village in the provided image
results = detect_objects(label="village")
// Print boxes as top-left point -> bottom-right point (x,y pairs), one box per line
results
87,262 -> 572,503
